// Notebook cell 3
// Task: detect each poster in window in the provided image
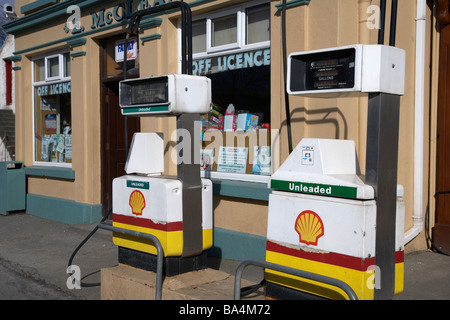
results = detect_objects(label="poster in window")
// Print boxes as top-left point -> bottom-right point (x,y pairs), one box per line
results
217,146 -> 248,174
252,146 -> 271,175
200,149 -> 214,171
49,135 -> 57,162
115,38 -> 138,62
65,134 -> 72,159
41,136 -> 49,161
45,114 -> 57,132
55,134 -> 65,154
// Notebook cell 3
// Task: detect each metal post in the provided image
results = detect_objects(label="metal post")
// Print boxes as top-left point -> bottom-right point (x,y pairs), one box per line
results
97,221 -> 164,300
365,92 -> 400,300
234,259 -> 358,300
177,113 -> 203,258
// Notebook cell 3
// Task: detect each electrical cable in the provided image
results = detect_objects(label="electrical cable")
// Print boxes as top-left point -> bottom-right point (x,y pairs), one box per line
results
389,0 -> 398,47
123,33 -> 131,158
378,0 -> 387,45
240,279 -> 266,297
281,0 -> 293,154
67,209 -> 111,287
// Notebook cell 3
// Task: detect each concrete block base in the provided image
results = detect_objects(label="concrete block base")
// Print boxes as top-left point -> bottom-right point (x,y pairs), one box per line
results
101,264 -> 258,300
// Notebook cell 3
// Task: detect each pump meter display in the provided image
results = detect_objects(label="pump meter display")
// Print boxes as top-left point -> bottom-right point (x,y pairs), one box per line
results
127,77 -> 168,105
287,44 -> 405,97
291,48 -> 356,91
119,74 -> 212,116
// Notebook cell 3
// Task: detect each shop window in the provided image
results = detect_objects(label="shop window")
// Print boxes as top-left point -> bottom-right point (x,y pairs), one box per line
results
190,0 -> 271,181
33,51 -> 72,166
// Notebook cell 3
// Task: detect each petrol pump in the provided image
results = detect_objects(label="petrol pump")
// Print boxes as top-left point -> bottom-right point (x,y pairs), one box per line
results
94,1 -> 217,277
265,44 -> 406,300
113,74 -> 213,275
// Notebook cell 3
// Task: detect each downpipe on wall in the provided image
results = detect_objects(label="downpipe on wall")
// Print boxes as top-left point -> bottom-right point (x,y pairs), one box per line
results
404,0 -> 426,245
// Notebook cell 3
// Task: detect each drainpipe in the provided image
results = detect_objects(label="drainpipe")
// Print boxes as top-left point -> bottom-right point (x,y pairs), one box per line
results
404,0 -> 426,244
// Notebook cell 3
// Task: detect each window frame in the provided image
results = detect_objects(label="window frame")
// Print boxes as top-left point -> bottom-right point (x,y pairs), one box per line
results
188,0 -> 271,62
32,50 -> 72,168
206,7 -> 242,54
245,3 -> 271,46
44,53 -> 62,81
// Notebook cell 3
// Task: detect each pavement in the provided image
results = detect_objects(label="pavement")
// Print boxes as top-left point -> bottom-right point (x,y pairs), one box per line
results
0,212 -> 449,301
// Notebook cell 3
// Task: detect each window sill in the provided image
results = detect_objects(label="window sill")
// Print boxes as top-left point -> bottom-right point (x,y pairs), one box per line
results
210,177 -> 271,201
25,166 -> 75,180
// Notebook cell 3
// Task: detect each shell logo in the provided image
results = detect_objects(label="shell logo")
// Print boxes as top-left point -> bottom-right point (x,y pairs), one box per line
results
129,190 -> 146,216
294,210 -> 324,246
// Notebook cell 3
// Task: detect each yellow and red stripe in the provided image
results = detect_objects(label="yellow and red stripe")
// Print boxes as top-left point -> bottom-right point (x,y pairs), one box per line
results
265,241 -> 404,300
113,213 -> 183,232
112,213 -> 212,257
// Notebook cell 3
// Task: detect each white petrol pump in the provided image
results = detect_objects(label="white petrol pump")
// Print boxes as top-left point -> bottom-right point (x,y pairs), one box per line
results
113,74 -> 213,276
265,44 -> 406,300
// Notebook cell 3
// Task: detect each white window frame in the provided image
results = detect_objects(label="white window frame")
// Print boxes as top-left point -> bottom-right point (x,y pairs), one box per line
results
179,0 -> 271,183
244,2 -> 271,47
32,50 -> 72,168
206,7 -> 242,54
179,0 -> 271,65
44,53 -> 62,81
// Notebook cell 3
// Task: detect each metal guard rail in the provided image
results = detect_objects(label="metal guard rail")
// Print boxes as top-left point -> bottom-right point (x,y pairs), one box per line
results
97,221 -> 164,300
234,259 -> 358,300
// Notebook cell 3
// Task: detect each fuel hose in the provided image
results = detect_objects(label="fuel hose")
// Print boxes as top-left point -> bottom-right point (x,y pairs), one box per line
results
67,209 -> 111,287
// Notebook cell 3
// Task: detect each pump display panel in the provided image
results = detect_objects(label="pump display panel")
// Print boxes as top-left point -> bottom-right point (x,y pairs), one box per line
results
119,74 -> 212,116
287,45 -> 406,96
289,48 -> 356,93
126,77 -> 168,106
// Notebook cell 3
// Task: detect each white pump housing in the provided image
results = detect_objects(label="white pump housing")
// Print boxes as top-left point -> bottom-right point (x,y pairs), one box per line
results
125,133 -> 164,175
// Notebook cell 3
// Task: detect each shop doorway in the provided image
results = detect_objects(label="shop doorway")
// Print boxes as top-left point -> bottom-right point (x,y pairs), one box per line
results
100,35 -> 140,217
436,5 -> 450,253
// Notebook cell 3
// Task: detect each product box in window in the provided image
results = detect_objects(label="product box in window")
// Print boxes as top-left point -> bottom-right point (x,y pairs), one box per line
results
236,113 -> 259,131
210,114 -> 224,131
224,104 -> 237,132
